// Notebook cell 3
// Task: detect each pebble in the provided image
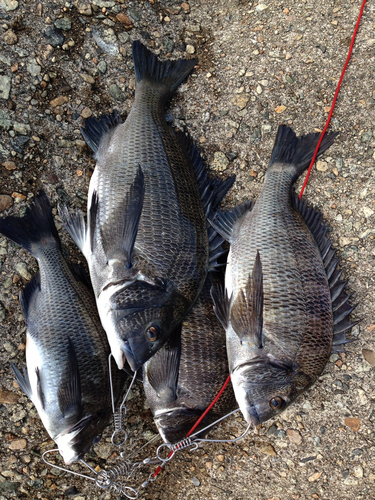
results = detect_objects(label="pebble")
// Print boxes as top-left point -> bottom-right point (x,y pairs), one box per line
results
129,8 -> 140,21
344,417 -> 360,432
361,130 -> 372,142
362,207 -> 374,218
93,0 -> 115,7
353,466 -> 363,478
212,152 -> 229,172
255,3 -> 268,12
43,26 -> 65,47
54,17 -> 72,31
0,0 -> 18,11
181,2 -> 190,12
3,29 -> 18,45
2,161 -> 17,171
80,107 -> 92,118
0,195 -> 13,212
78,4 -> 92,15
192,477 -> 200,486
98,60 -> 107,74
232,94 -> 249,110
0,76 -> 11,100
95,442 -> 112,459
92,28 -> 119,56
15,263 -> 32,280
50,95 -> 69,108
9,438 -> 27,450
308,471 -> 322,482
186,44 -> 195,54
275,105 -> 287,114
26,59 -> 41,77
116,13 -> 133,27
109,84 -> 126,101
287,429 -> 302,444
258,443 -> 276,456
0,389 -> 19,404
0,110 -> 12,131
316,160 -> 328,172
13,123 -> 30,135
362,348 -> 375,366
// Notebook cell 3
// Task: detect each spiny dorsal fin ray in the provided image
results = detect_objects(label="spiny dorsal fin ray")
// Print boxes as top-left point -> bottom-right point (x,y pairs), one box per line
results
209,200 -> 254,244
100,166 -> 145,267
293,195 -> 358,352
80,110 -> 122,154
230,251 -> 263,347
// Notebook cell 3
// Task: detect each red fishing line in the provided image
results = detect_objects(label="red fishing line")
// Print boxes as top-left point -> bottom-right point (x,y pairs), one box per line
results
299,0 -> 367,199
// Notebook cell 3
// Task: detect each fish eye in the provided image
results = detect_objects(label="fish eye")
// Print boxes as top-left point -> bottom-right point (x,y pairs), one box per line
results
145,325 -> 160,342
269,396 -> 284,410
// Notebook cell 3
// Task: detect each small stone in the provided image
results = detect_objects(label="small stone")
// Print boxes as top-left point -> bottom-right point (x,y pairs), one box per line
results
3,161 -> 17,171
256,4 -> 268,11
76,170 -> 83,177
287,429 -> 302,444
15,263 -> 32,280
212,152 -> 229,172
362,349 -> 375,366
0,0 -> 18,11
361,130 -> 372,142
0,76 -> 11,100
109,84 -> 126,102
54,17 -> 71,31
344,417 -> 360,432
275,105 -> 287,114
353,466 -> 363,478
258,444 -> 276,456
78,4 -> 92,15
181,2 -> 190,12
192,477 -> 200,486
217,454 -> 224,462
0,195 -> 13,212
3,29 -> 18,45
186,44 -> 195,54
256,85 -> 262,94
129,8 -> 140,21
26,59 -> 41,77
232,94 -> 249,110
285,53 -> 292,60
43,26 -> 65,47
98,60 -> 107,74
13,123 -> 30,135
363,207 -> 374,218
316,160 -> 328,172
50,95 -> 69,108
80,107 -> 92,118
116,13 -> 133,27
308,471 -> 323,482
65,486 -> 80,497
80,73 -> 95,84
9,438 -> 27,450
0,109 -> 12,130
0,389 -> 19,404
95,442 -> 112,459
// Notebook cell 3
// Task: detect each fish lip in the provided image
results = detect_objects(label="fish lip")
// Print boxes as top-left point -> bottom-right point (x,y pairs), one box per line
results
248,405 -> 261,427
122,341 -> 139,372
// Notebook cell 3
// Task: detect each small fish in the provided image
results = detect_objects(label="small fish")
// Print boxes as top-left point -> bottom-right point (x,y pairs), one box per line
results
211,126 -> 358,426
60,41 -> 234,372
143,272 -> 236,444
0,193 -> 125,464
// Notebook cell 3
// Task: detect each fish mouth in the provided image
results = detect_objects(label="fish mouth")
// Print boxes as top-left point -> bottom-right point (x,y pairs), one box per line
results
121,340 -> 138,372
247,405 -> 261,427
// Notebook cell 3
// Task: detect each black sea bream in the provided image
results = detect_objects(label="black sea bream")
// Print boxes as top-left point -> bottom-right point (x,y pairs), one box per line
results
211,126 -> 357,426
0,193 -> 125,464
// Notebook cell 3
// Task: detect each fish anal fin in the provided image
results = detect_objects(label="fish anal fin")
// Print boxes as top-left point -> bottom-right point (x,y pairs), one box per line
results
230,251 -> 263,347
210,284 -> 232,330
19,272 -> 41,320
80,110 -> 122,154
11,363 -> 33,401
57,339 -> 82,420
58,204 -> 87,254
209,200 -> 253,244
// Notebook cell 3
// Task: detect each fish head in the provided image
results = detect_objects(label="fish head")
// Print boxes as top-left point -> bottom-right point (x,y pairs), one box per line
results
231,357 -> 311,426
55,411 -> 109,465
104,279 -> 186,371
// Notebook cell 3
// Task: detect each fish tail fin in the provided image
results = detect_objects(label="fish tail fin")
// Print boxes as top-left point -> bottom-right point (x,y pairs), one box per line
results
132,40 -> 197,96
269,125 -> 338,179
0,191 -> 60,258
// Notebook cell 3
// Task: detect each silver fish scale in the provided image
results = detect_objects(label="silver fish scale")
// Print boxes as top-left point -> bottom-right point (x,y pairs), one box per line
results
93,82 -> 208,301
227,169 -> 333,379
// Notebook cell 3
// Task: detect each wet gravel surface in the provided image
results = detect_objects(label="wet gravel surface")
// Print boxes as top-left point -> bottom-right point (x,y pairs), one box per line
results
0,1 -> 374,499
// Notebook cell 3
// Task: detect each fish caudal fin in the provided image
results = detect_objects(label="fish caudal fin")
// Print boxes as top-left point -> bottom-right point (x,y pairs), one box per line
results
230,251 -> 264,346
293,196 -> 359,352
132,40 -> 197,96
80,110 -> 122,154
269,125 -> 338,180
0,191 -> 60,258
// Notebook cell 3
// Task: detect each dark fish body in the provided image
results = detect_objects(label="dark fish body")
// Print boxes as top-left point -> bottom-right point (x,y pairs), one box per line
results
0,193 -> 125,464
143,273 -> 236,444
212,126 -> 356,426
60,41 -> 214,372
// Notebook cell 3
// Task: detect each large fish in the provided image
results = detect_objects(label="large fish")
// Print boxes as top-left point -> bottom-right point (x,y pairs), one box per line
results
0,193 -> 125,464
211,125 -> 357,426
60,41 -> 233,372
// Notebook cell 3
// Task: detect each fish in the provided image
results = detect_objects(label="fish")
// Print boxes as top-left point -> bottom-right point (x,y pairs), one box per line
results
211,125 -> 358,427
0,192 -> 125,465
59,41 -> 234,372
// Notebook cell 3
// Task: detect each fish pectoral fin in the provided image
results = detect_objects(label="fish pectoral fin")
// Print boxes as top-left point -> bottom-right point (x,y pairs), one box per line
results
80,110 -> 122,154
19,271 -> 41,320
11,363 -> 33,401
58,203 -> 87,254
210,284 -> 232,330
230,251 -> 264,348
57,339 -> 82,419
35,367 -> 46,410
100,166 -> 145,268
145,328 -> 181,402
208,200 -> 254,244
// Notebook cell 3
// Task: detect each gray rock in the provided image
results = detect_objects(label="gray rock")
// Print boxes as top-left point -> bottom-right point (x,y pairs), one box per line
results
118,32 -> 130,45
192,477 -> 200,486
212,152 -> 229,172
0,110 -> 12,131
0,0 -> 18,11
361,130 -> 373,142
129,8 -> 140,21
54,17 -> 72,31
98,61 -> 107,74
43,26 -> 65,47
26,58 -> 41,76
93,0 -> 115,7
13,123 -> 31,135
15,262 -> 32,280
0,76 -> 11,100
109,83 -> 126,102
92,27 -> 119,56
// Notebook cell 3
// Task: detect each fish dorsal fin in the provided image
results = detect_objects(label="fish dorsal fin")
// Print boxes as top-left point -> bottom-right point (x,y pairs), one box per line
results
293,196 -> 358,352
209,200 -> 254,244
80,110 -> 122,154
19,271 -> 41,320
58,205 -> 87,254
100,166 -> 145,268
145,330 -> 181,402
11,363 -> 33,401
57,339 -> 82,420
210,284 -> 232,330
230,251 -> 264,346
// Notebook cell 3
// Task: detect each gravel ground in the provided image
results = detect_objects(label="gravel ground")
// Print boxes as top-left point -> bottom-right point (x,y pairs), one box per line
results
0,0 -> 374,499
